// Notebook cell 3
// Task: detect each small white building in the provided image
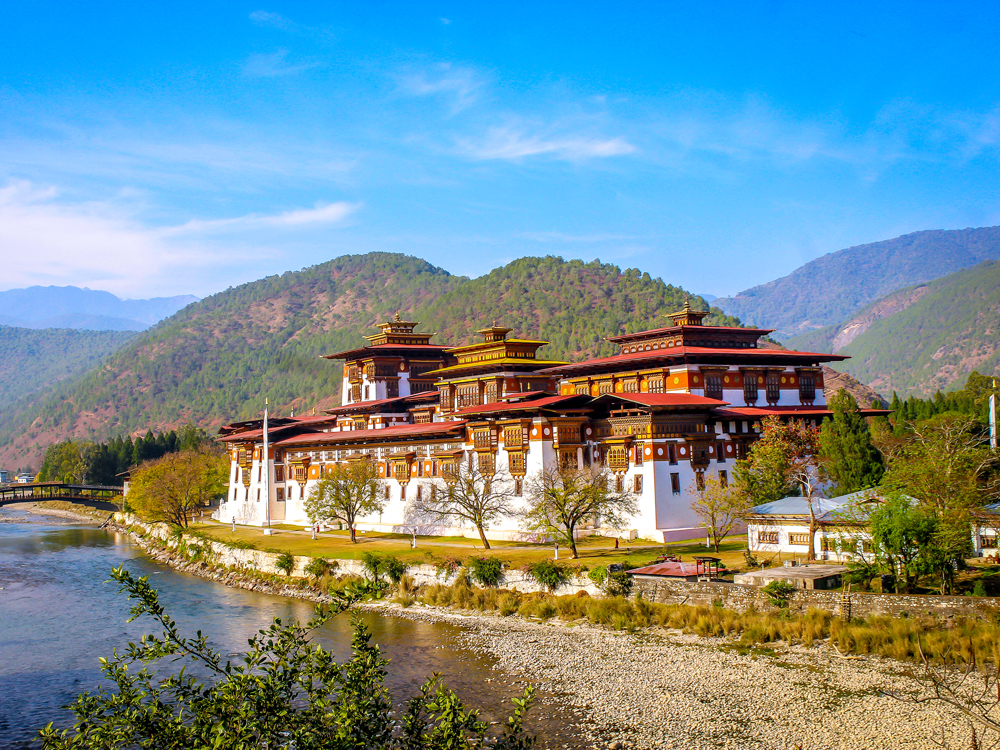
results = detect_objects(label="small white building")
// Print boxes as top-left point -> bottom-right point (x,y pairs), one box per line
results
973,502 -> 1000,558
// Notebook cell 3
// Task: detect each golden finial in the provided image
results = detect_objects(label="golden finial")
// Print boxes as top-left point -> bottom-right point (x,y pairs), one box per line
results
393,310 -> 402,322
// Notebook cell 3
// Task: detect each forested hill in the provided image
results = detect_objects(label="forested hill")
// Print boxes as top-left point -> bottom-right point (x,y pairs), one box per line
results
0,253 -> 734,467
715,226 -> 1000,340
820,260 -> 1000,397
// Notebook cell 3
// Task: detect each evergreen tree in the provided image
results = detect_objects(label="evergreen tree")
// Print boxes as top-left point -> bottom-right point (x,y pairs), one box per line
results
819,390 -> 885,496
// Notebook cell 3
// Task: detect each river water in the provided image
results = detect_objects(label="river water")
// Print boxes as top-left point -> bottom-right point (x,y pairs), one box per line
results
0,508 -> 593,749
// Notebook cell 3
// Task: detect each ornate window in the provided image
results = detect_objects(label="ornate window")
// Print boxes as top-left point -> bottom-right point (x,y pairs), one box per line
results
766,373 -> 781,404
477,452 -> 495,476
788,533 -> 810,546
508,451 -> 526,476
633,475 -> 643,493
758,531 -> 780,545
704,373 -> 723,401
799,374 -> 816,403
607,446 -> 629,473
983,536 -> 998,549
484,381 -> 498,403
743,373 -> 759,404
503,426 -> 523,448
633,444 -> 643,466
647,377 -> 664,394
514,479 -> 523,497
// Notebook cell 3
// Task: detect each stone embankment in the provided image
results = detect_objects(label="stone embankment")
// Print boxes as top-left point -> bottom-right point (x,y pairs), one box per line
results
110,516 -> 982,749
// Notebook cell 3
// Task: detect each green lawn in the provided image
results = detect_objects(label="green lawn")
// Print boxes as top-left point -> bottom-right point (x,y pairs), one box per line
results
189,520 -> 751,570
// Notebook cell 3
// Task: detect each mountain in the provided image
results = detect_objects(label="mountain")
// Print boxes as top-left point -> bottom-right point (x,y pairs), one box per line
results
0,286 -> 198,331
715,226 -> 1000,340
0,326 -> 135,464
0,253 -> 737,467
789,260 -> 1000,397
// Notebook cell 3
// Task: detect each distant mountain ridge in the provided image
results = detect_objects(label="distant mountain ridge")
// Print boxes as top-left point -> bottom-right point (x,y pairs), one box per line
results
0,286 -> 198,331
787,260 -> 1000,397
0,253 -> 739,467
715,226 -> 1000,339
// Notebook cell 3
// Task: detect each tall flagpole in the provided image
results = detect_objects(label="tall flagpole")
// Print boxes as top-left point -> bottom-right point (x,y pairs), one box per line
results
991,379 -> 997,452
263,396 -> 273,535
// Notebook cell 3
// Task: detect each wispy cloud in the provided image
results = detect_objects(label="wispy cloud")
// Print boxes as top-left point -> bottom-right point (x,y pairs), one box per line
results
0,181 -> 359,296
458,125 -> 636,161
249,10 -> 338,42
165,201 -> 360,234
243,49 -> 322,78
519,231 -> 639,243
396,63 -> 486,113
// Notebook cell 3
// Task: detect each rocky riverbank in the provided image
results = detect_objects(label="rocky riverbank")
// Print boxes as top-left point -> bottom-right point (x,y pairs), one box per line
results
2,501 -> 105,524
110,520 -> 969,750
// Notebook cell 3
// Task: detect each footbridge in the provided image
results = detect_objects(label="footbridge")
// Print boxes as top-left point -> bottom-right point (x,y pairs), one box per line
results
0,482 -> 124,511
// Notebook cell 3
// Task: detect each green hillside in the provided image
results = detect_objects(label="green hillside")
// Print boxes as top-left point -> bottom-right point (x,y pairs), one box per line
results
0,253 -> 734,465
831,260 -> 1000,396
0,326 -> 134,435
716,226 -> 1000,339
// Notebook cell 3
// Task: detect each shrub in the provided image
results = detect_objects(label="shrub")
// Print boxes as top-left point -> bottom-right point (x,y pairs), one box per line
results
304,557 -> 337,580
497,592 -> 520,616
743,549 -> 761,569
467,556 -> 505,587
587,565 -> 608,585
361,552 -> 408,585
973,580 -> 988,598
383,556 -> 408,585
526,560 -> 570,591
761,580 -> 796,608
604,571 -> 633,597
435,556 -> 463,581
274,552 -> 295,576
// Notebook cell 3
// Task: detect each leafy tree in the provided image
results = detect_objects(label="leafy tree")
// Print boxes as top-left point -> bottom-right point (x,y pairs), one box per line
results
305,460 -> 385,543
37,440 -> 95,483
38,566 -> 536,749
819,390 -> 884,495
523,467 -> 636,559
735,417 -> 823,560
688,474 -> 751,552
869,494 -> 937,594
128,449 -> 229,527
410,458 -> 516,549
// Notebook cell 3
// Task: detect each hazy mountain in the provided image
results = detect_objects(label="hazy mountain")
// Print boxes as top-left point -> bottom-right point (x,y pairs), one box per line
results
0,253 -> 736,467
0,286 -> 198,331
787,260 -> 1000,397
715,226 -> 1000,340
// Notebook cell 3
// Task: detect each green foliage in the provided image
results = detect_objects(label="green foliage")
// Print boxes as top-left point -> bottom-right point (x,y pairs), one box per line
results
2,253 -> 739,452
275,551 -> 295,576
885,371 -> 998,436
304,461 -> 384,543
973,580 -> 988,598
304,557 -> 337,579
524,560 -> 570,592
604,570 -> 633,597
360,552 -> 409,585
37,566 -> 536,749
586,565 -> 608,585
127,449 -> 229,528
818,390 -> 884,495
761,580 -> 796,608
466,556 -> 506,587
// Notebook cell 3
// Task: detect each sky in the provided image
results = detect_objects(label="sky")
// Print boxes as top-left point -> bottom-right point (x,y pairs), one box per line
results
2,2 -> 1000,300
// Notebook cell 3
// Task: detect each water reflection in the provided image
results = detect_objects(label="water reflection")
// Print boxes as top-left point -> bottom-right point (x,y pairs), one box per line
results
0,509 -> 590,749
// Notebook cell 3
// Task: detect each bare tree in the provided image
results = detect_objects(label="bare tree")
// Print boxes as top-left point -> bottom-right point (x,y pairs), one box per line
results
523,466 -> 636,559
410,457 -> 515,550
304,459 -> 384,543
689,475 -> 751,552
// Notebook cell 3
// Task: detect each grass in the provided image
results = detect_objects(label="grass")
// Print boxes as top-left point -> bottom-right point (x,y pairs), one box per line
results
188,520 -> 752,571
416,581 -> 1000,666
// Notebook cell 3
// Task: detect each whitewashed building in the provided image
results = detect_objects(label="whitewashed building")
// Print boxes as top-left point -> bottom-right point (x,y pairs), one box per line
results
215,306 -> 864,542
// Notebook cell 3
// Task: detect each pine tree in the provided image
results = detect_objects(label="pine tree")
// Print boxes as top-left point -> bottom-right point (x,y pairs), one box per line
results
819,390 -> 885,496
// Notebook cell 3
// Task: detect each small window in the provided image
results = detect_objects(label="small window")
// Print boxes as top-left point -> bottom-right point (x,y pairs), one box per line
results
256,488 -> 261,501
633,475 -> 643,493
276,487 -> 284,501
758,531 -> 779,545
416,485 -> 423,501
615,476 -> 624,493
718,470 -> 728,487
670,472 -> 681,495
983,536 -> 998,549
716,441 -> 726,463
788,533 -> 810,546
514,479 -> 523,497
668,444 -> 677,465
695,471 -> 705,491
384,484 -> 390,500
634,444 -> 643,466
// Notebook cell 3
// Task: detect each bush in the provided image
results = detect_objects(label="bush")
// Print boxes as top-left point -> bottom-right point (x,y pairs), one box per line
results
761,580 -> 796,608
604,570 -> 633,597
526,560 -> 569,591
304,557 -> 337,580
467,556 -> 505,587
275,552 -> 295,576
361,552 -> 408,585
587,566 -> 608,585
973,580 -> 988,598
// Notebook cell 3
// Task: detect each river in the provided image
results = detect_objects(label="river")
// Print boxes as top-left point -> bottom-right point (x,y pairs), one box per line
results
0,507 -> 592,749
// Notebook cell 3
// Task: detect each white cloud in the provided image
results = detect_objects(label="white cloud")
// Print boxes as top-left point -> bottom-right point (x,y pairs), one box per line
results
165,201 -> 360,234
243,49 -> 322,78
396,63 -> 486,112
458,126 -> 636,161
0,181 -> 359,296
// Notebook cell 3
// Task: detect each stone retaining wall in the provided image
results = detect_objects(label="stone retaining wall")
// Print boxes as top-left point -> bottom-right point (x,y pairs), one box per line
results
632,575 -> 1000,619
116,514 -> 602,596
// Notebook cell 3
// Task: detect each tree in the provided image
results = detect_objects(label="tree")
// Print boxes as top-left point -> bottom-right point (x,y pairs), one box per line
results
410,457 -> 516,549
38,566 -> 537,749
688,475 -> 751,552
523,467 -> 636,559
869,494 -> 936,593
128,449 -> 229,527
304,459 -> 385,543
819,390 -> 884,495
37,440 -> 95,484
735,417 -> 823,560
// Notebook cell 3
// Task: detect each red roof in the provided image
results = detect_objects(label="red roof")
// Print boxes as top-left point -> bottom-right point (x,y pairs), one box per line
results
273,420 -> 467,447
605,324 -> 772,342
324,392 -> 437,415
627,561 -> 706,578
323,343 -> 453,360
595,392 -> 729,408
714,406 -> 891,419
452,394 -> 585,416
537,346 -> 847,375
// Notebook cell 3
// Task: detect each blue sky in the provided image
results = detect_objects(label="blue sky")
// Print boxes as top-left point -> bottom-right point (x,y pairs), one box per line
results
2,2 -> 1000,299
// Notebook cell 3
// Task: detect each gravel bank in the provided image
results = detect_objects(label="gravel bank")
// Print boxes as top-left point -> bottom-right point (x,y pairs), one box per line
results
2,501 -> 104,524
364,602 -> 968,750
